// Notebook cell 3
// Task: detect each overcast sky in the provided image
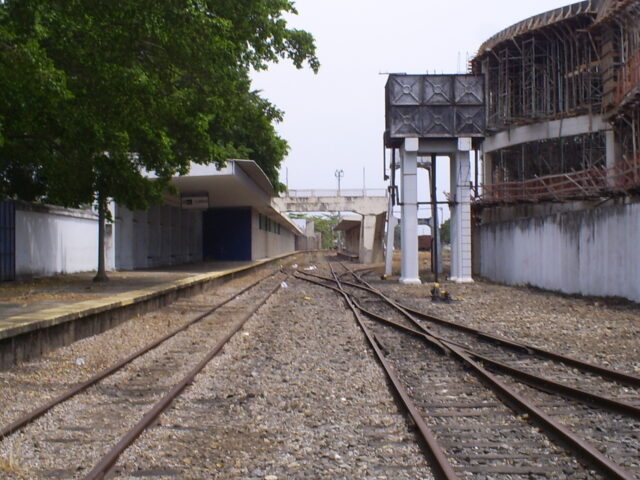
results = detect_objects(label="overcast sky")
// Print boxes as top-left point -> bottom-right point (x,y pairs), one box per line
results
251,0 -> 575,211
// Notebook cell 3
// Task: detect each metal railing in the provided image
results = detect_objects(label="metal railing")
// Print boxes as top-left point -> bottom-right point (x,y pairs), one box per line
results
283,189 -> 387,198
478,155 -> 640,203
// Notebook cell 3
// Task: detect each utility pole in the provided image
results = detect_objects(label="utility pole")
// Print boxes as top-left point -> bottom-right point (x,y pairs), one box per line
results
335,169 -> 344,196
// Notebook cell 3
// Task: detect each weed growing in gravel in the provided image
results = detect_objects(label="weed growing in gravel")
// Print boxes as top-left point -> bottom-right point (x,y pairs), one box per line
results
0,445 -> 30,479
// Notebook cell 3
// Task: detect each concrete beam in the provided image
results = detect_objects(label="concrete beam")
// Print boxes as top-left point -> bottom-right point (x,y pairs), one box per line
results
272,196 -> 387,216
417,138 -> 458,155
483,114 -> 610,154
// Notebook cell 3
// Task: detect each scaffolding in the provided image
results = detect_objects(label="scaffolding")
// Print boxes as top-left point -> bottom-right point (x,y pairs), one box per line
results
596,0 -> 640,112
475,5 -> 601,130
473,0 -> 640,204
481,156 -> 640,203
491,133 -> 606,183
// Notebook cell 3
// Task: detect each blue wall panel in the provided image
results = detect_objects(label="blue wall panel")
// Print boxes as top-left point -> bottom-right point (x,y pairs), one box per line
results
202,208 -> 251,261
0,201 -> 15,282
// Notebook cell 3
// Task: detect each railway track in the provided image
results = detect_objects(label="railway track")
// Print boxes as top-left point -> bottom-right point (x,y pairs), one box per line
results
0,271 -> 285,479
296,261 -> 640,480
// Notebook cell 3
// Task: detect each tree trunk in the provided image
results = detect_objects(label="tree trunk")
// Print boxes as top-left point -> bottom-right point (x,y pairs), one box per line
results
93,191 -> 109,282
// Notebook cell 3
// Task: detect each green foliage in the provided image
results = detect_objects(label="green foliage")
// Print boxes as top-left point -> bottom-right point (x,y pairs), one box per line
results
292,213 -> 340,249
0,0 -> 318,208
440,218 -> 451,245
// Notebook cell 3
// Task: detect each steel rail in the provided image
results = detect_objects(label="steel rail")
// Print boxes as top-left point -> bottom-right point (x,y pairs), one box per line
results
298,272 -> 640,418
0,270 -> 279,441
298,270 -> 636,480
442,343 -> 635,480
83,277 -> 285,480
347,266 -> 640,386
352,298 -> 640,419
299,268 -> 640,387
325,265 -> 459,480
336,268 -> 638,480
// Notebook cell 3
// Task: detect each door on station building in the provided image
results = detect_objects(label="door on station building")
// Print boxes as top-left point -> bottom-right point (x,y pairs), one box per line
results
202,207 -> 252,261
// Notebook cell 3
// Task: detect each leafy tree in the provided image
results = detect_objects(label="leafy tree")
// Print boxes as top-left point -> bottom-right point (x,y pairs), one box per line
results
291,214 -> 341,249
0,0 -> 318,280
440,218 -> 451,245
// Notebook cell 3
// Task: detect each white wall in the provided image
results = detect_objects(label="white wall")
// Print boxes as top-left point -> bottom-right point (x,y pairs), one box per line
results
251,210 -> 296,260
115,204 -> 202,270
479,202 -> 640,302
15,203 -> 114,277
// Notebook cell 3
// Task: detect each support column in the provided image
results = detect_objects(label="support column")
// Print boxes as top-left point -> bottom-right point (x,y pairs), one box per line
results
605,129 -> 620,170
358,214 -> 377,264
400,138 -> 421,284
450,138 -> 474,283
384,194 -> 397,277
605,129 -> 621,188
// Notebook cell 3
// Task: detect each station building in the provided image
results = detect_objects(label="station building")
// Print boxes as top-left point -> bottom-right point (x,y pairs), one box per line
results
0,159 -> 305,280
116,160 -> 301,269
472,0 -> 640,301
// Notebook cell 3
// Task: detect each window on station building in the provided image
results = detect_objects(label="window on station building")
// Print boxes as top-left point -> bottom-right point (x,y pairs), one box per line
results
258,213 -> 281,235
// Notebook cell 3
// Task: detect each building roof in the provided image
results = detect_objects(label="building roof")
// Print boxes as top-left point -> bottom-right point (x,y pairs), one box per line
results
594,0 -> 638,22
168,159 -> 302,236
476,1 -> 598,57
334,216 -> 361,232
170,159 -> 272,208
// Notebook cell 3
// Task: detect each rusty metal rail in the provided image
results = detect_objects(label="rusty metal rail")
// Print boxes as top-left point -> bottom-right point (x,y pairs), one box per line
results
83,276 -> 285,480
296,265 -> 638,480
299,269 -> 640,387
350,298 -> 640,419
0,271 -> 278,441
325,264 -> 459,480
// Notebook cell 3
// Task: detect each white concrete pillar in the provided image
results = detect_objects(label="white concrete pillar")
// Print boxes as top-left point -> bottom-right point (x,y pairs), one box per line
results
449,154 -> 459,280
400,138 -> 421,284
384,194 -> 397,277
605,129 -> 620,170
359,214 -> 377,264
605,129 -> 621,189
450,138 -> 474,283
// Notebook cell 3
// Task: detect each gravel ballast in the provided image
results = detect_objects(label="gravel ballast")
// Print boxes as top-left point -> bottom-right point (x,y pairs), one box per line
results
0,256 -> 638,479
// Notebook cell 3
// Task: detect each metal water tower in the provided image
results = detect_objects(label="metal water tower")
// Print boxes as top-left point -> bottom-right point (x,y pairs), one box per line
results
384,74 -> 485,284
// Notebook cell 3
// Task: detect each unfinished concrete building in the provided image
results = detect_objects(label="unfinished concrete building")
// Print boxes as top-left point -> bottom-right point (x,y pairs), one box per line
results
473,0 -> 640,301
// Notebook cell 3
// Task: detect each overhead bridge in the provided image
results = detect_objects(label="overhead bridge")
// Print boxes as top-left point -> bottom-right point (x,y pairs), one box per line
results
273,189 -> 388,264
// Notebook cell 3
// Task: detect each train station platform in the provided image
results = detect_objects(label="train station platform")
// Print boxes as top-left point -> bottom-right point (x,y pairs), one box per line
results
0,253 -> 301,369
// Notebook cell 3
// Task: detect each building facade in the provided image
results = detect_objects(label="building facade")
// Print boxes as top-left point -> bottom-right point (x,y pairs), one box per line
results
473,0 -> 640,301
1,160 -> 301,279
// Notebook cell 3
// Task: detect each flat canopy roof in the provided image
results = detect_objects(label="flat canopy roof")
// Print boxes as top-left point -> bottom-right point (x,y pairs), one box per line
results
170,159 -> 273,209
168,159 -> 302,235
334,216 -> 361,232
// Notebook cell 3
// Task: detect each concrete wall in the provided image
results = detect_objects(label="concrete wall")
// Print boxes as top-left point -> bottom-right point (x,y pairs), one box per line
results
295,221 -> 321,250
15,203 -> 114,278
478,201 -> 640,302
251,210 -> 296,260
115,204 -> 202,270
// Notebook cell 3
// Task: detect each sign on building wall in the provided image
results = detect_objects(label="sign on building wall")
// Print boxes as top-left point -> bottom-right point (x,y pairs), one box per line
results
181,195 -> 209,210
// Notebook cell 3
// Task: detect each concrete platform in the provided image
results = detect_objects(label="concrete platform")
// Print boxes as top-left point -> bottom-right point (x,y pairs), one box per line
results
0,253 -> 301,369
